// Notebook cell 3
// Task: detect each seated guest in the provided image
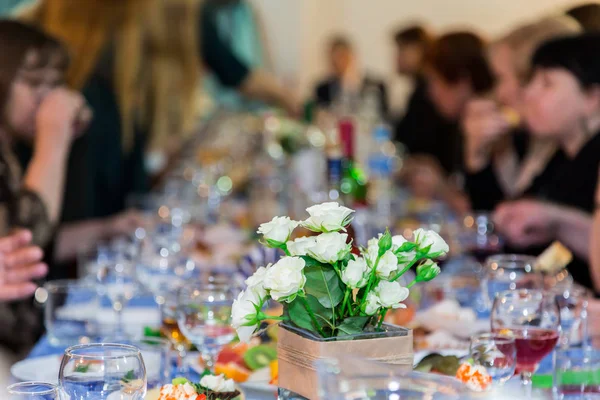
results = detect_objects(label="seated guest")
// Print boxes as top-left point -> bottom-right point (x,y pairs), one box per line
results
0,19 -> 83,368
393,24 -> 458,175
494,34 -> 600,293
0,229 -> 47,389
566,2 -> 600,32
314,35 -> 389,117
592,168 -> 600,291
463,16 -> 581,210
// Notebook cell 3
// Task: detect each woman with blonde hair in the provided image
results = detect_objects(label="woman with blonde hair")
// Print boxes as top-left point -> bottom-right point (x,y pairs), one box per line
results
463,15 -> 581,210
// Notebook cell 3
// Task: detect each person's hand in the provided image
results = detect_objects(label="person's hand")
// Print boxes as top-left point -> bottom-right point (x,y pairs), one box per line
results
0,230 -> 47,301
462,98 -> 511,172
400,155 -> 445,199
36,87 -> 87,146
493,200 -> 559,247
103,210 -> 148,238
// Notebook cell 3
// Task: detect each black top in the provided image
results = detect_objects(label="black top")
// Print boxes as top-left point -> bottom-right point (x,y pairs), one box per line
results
393,76 -> 462,175
507,132 -> 600,292
464,130 -> 531,211
314,75 -> 390,119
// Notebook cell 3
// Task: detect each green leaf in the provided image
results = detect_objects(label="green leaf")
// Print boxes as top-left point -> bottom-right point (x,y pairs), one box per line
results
394,242 -> 417,253
300,256 -> 329,269
74,364 -> 90,373
336,316 -> 369,336
304,264 -> 344,309
121,369 -> 135,383
287,295 -> 330,333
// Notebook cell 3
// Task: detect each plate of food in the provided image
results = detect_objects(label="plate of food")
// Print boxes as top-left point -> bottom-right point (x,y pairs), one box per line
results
147,375 -> 244,400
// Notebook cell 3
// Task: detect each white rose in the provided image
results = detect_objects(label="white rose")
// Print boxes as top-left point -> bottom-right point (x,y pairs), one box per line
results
263,257 -> 306,302
364,292 -> 381,316
374,280 -> 409,309
231,290 -> 262,343
308,232 -> 351,264
391,235 -> 408,250
341,258 -> 369,288
413,228 -> 449,255
375,250 -> 398,279
245,266 -> 269,299
200,374 -> 236,393
286,236 -> 317,256
302,202 -> 354,233
365,238 -> 379,267
394,235 -> 417,268
257,216 -> 299,244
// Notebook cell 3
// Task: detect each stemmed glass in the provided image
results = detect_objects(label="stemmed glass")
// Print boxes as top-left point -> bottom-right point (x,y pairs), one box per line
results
550,285 -> 590,349
59,343 -> 147,400
177,283 -> 236,372
491,289 -> 560,397
7,382 -> 59,399
482,254 -> 543,310
469,333 -> 516,387
460,212 -> 504,264
91,238 -> 140,338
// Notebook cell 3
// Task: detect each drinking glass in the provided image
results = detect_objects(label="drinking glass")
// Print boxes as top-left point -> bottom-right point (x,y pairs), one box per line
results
482,254 -> 543,310
97,336 -> 171,390
43,280 -> 98,346
160,293 -> 192,376
551,285 -> 590,349
59,343 -> 146,400
491,289 -> 561,397
177,283 -> 235,371
460,212 -> 504,264
554,347 -> 600,399
469,332 -> 516,386
7,382 -> 59,400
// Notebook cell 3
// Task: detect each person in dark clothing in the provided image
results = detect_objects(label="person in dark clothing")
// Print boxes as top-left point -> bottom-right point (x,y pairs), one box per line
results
463,17 -> 581,211
494,34 -> 600,294
392,25 -> 458,175
314,36 -> 389,118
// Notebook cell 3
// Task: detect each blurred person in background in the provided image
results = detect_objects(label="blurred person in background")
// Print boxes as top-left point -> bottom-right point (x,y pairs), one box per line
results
393,24 -> 458,175
314,35 -> 389,117
463,16 -> 581,211
400,31 -> 494,213
494,34 -> 600,293
0,19 -> 86,376
566,2 -> 600,32
15,0 -> 298,277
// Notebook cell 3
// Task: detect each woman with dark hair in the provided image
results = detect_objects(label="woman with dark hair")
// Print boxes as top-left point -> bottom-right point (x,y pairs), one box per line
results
566,3 -> 600,32
0,19 -> 87,375
494,34 -> 600,293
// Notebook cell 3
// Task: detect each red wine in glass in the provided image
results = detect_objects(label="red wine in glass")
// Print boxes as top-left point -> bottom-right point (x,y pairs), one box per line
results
496,328 -> 559,373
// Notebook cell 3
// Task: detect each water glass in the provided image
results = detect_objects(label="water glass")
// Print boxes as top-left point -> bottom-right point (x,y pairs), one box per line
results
177,283 -> 235,371
482,254 -> 543,310
554,347 -> 600,399
43,280 -> 98,346
551,285 -> 590,348
7,382 -> 59,399
469,332 -> 516,386
97,336 -> 171,390
59,343 -> 147,400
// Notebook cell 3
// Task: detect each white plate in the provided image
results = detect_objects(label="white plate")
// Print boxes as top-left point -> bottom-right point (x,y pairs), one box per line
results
57,306 -> 160,336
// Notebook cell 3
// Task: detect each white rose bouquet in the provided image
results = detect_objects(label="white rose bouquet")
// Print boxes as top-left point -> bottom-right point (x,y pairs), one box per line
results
231,202 -> 448,341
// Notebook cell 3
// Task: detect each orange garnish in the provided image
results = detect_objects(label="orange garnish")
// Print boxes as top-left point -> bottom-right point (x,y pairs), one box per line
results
215,362 -> 251,383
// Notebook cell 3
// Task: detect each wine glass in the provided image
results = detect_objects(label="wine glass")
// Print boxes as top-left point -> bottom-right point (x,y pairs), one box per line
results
177,283 -> 235,371
550,285 -> 590,349
7,382 -> 59,399
91,247 -> 140,338
160,293 -> 192,376
491,289 -> 560,397
460,212 -> 504,264
481,254 -> 543,311
469,332 -> 516,387
59,343 -> 147,400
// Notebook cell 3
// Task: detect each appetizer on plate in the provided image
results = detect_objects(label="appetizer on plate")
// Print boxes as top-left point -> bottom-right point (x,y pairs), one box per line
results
158,376 -> 241,400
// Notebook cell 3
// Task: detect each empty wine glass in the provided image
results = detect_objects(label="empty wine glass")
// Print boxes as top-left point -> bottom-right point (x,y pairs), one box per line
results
469,332 -> 516,387
59,343 -> 146,400
7,382 -> 59,399
91,242 -> 140,338
177,283 -> 235,371
482,254 -> 543,310
491,289 -> 560,398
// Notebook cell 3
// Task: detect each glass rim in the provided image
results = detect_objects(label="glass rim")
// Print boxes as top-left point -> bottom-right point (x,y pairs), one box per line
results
495,288 -> 547,301
64,343 -> 142,360
485,254 -> 537,266
96,335 -> 171,348
43,279 -> 96,291
470,332 -> 516,344
7,381 -> 58,395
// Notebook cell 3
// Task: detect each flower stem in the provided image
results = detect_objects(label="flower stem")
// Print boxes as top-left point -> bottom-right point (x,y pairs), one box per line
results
377,309 -> 388,330
361,255 -> 381,304
263,315 -> 289,321
406,279 -> 417,289
341,289 -> 350,318
300,297 -> 327,337
389,259 -> 417,282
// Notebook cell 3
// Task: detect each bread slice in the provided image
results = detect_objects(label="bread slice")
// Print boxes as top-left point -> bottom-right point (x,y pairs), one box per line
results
535,241 -> 573,274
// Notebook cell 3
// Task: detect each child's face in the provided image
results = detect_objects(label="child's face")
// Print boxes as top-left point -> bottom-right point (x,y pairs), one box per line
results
5,49 -> 64,140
